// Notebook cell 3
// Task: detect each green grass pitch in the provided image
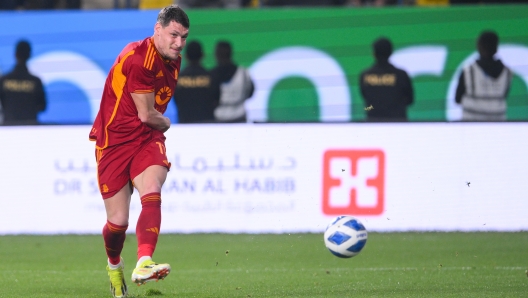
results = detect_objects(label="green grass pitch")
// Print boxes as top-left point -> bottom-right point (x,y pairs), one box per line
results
0,232 -> 526,297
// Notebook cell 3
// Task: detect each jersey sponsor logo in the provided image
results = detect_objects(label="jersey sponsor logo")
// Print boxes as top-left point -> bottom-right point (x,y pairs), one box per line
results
156,70 -> 164,78
322,149 -> 385,216
155,86 -> 172,105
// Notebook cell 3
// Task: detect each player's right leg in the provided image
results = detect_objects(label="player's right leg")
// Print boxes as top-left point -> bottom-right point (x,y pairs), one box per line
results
131,258 -> 171,286
130,165 -> 171,285
103,183 -> 132,298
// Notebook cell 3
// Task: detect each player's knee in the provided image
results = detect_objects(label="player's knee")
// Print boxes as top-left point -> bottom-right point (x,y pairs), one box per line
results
140,182 -> 163,196
107,214 -> 129,226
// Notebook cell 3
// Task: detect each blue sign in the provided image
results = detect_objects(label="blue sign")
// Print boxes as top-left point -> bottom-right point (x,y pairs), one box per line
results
0,10 -> 178,124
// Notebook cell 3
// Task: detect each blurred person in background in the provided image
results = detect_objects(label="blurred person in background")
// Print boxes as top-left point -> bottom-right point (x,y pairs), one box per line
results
211,40 -> 254,123
0,0 -> 81,9
30,0 -> 81,9
359,37 -> 413,122
0,40 -> 46,125
0,0 -> 19,9
455,30 -> 512,121
173,40 -> 217,123
84,0 -> 138,9
88,5 -> 189,298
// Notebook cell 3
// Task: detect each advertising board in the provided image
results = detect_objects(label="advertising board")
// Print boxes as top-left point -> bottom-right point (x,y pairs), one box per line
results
0,123 -> 526,234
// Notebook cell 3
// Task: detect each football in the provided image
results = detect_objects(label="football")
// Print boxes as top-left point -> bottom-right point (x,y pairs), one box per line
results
324,215 -> 368,258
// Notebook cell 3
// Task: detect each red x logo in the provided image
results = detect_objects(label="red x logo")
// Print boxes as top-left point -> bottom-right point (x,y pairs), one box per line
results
322,149 -> 385,216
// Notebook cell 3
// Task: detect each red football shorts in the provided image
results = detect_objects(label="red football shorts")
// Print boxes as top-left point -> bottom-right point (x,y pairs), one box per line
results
95,135 -> 171,199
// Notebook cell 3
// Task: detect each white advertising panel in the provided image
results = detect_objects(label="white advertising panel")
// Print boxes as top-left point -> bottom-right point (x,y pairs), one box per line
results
0,123 -> 527,234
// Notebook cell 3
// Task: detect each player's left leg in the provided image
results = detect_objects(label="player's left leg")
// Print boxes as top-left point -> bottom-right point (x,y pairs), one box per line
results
131,164 -> 171,285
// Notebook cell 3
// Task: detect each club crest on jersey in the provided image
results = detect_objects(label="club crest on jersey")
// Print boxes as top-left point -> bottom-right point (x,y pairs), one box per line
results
155,86 -> 172,105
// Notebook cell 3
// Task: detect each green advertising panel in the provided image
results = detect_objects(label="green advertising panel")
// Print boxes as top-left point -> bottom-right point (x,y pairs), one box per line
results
186,5 -> 528,122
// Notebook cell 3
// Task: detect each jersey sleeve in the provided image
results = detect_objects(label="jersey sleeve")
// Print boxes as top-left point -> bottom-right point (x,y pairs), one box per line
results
126,57 -> 155,94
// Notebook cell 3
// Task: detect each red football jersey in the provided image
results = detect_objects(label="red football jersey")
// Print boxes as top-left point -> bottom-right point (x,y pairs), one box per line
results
89,37 -> 181,149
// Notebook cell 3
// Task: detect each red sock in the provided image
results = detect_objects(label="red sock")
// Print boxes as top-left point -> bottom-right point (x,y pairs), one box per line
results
136,192 -> 161,260
102,220 -> 128,265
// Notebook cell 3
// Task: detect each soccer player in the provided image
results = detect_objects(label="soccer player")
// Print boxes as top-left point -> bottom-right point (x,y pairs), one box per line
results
88,5 -> 189,298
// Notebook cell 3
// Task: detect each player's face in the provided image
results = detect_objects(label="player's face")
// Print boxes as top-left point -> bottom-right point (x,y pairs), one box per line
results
154,20 -> 189,61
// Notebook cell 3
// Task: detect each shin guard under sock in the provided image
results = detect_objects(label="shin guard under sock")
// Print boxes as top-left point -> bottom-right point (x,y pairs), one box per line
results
136,192 -> 161,260
102,220 -> 128,265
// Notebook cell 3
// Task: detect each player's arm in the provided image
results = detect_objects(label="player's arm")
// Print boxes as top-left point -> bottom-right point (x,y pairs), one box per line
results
131,92 -> 171,132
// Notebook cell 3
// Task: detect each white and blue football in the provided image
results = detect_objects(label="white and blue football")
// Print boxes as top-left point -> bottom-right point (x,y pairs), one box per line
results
324,216 -> 368,258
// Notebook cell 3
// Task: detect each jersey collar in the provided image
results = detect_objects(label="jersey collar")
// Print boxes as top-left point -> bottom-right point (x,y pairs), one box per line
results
150,37 -> 172,64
